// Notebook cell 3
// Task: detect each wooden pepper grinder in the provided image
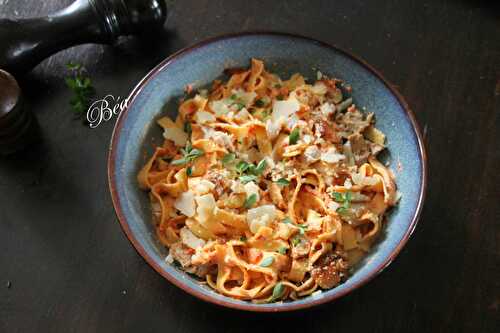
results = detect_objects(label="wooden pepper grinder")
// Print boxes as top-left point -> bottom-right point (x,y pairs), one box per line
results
0,0 -> 167,155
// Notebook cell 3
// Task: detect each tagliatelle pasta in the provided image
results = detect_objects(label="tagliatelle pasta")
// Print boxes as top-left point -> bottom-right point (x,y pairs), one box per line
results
138,59 -> 399,303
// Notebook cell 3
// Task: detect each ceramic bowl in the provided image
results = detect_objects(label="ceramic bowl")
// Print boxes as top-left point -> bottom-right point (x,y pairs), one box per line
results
108,32 -> 427,312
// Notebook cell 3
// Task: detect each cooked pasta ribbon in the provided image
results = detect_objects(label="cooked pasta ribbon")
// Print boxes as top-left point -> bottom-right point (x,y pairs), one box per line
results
138,59 -> 399,303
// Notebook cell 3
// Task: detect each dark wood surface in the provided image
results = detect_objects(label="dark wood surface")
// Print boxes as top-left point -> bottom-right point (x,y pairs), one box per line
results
1,0 -> 499,332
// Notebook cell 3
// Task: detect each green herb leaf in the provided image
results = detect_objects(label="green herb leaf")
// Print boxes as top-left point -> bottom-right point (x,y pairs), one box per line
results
171,158 -> 187,166
235,103 -> 245,110
278,247 -> 287,254
247,164 -> 257,174
239,175 -> 258,184
332,192 -> 344,202
275,178 -> 290,187
254,159 -> 267,175
65,77 -> 77,90
298,225 -> 307,235
332,191 -> 352,211
236,161 -> 250,174
66,62 -> 82,71
230,94 -> 237,100
260,256 -> 274,267
186,166 -> 193,177
289,127 -> 300,145
222,153 -> 236,165
283,217 -> 307,234
184,122 -> 192,137
66,62 -> 95,117
160,156 -> 172,163
276,95 -> 284,101
336,207 -> 349,215
240,236 -> 247,242
336,97 -> 353,112
171,147 -> 203,166
255,99 -> 265,107
82,77 -> 91,88
270,282 -> 285,302
185,141 -> 193,153
344,191 -> 352,205
244,193 -> 258,208
291,237 -> 300,246
186,148 -> 204,160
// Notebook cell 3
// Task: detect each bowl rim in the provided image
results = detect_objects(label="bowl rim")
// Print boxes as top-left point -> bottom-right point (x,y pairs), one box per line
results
108,31 -> 428,312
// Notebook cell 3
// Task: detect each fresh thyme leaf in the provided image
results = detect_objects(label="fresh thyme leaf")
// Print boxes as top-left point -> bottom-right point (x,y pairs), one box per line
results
336,97 -> 353,112
65,78 -> 77,90
185,141 -> 193,153
66,62 -> 95,118
186,166 -> 193,177
332,192 -> 344,202
244,193 -> 258,208
270,282 -> 285,302
291,237 -> 300,246
289,127 -> 300,145
260,256 -> 274,267
222,153 -> 236,165
255,99 -> 265,107
240,174 -> 258,184
276,95 -> 284,101
236,159 -> 266,183
283,217 -> 307,234
82,78 -> 91,88
278,247 -> 287,254
160,156 -> 172,163
171,147 -> 204,166
344,191 -> 352,206
66,62 -> 82,71
235,103 -> 245,110
275,178 -> 290,187
343,200 -> 350,210
247,164 -> 257,174
184,122 -> 192,137
236,161 -> 250,174
230,94 -> 237,100
171,158 -> 187,166
332,191 -> 352,211
336,207 -> 349,215
186,148 -> 204,160
240,236 -> 247,242
254,159 -> 267,175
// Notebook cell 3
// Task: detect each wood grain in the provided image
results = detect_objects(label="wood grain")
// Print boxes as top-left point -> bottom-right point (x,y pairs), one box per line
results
0,0 -> 499,332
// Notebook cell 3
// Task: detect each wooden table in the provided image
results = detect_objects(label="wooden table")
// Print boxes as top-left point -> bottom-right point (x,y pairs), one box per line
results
1,1 -> 499,332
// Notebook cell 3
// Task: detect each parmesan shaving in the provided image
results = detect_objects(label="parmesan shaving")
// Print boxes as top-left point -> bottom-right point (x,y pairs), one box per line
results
163,127 -> 188,147
174,191 -> 196,217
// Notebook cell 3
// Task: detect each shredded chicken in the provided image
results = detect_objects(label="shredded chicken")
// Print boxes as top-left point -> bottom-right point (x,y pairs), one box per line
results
169,242 -> 193,269
169,242 -> 214,278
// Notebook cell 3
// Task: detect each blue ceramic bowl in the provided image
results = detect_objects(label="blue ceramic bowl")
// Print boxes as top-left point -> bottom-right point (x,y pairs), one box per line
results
108,32 -> 427,312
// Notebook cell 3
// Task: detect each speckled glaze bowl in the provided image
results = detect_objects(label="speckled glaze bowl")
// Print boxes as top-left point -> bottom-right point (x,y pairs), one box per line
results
108,32 -> 427,312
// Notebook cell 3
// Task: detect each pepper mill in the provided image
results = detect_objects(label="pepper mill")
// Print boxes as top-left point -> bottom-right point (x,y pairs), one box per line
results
0,0 -> 167,155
